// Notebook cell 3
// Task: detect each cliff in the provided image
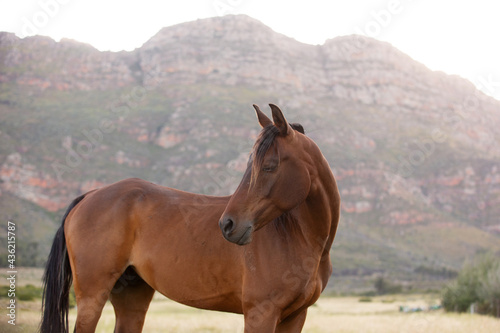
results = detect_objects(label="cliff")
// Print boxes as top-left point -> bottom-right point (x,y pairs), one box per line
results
1,15 -> 499,287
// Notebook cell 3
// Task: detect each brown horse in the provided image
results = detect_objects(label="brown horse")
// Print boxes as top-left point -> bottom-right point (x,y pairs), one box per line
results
40,104 -> 340,333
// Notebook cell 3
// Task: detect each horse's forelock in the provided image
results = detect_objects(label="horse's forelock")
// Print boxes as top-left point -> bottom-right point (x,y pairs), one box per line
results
250,125 -> 280,187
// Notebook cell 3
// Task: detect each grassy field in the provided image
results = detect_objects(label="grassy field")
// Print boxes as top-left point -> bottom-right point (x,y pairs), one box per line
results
1,268 -> 499,332
2,291 -> 499,332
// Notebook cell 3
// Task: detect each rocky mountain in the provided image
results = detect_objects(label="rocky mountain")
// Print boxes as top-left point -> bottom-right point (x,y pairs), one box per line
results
1,15 -> 499,291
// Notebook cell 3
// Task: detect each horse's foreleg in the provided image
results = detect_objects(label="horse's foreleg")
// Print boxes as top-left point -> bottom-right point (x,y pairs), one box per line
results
243,304 -> 308,333
110,267 -> 155,333
275,309 -> 307,333
243,304 -> 280,333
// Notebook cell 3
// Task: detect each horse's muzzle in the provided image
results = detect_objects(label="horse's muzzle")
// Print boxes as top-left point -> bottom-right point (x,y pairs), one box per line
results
219,216 -> 253,245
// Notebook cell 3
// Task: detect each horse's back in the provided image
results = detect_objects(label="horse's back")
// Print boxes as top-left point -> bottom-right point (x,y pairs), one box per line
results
66,177 -> 227,231
65,178 -> 161,239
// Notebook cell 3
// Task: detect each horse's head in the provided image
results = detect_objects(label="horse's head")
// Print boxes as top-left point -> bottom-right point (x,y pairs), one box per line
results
219,104 -> 312,245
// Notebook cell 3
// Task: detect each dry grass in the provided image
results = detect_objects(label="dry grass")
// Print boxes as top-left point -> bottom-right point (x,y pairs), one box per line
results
0,267 -> 45,287
1,293 -> 499,332
303,296 -> 500,333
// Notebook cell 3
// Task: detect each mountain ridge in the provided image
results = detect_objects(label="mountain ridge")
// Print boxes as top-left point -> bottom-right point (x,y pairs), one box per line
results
1,14 -> 499,291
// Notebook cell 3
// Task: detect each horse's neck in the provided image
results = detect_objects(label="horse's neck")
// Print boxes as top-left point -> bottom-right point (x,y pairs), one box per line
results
298,159 -> 339,254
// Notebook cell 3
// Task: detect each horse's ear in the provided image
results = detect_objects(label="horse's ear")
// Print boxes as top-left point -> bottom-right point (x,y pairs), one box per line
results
253,104 -> 273,128
269,104 -> 292,136
290,123 -> 305,134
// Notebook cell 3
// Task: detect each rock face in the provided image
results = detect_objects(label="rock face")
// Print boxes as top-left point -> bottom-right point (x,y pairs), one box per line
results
1,15 -> 500,278
0,33 -> 138,91
1,14 -> 499,214
1,14 -> 499,213
139,16 -> 322,93
0,153 -> 64,211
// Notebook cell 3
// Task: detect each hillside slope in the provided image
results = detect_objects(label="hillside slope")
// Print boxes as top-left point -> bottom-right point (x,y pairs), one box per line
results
1,15 -> 499,291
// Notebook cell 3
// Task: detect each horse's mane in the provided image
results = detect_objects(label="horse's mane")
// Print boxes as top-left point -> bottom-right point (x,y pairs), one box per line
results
272,211 -> 300,238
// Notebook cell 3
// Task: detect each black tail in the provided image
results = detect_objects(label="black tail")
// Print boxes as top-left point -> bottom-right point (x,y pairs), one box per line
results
40,194 -> 86,333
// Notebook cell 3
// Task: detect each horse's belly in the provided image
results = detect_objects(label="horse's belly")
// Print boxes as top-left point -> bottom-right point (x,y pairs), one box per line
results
131,231 -> 244,314
141,265 -> 243,313
158,286 -> 243,313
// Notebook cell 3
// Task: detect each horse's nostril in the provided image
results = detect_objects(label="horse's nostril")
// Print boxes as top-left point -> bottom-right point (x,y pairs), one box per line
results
221,217 -> 235,236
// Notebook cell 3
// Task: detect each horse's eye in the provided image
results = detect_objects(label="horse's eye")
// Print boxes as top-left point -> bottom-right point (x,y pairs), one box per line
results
262,165 -> 276,172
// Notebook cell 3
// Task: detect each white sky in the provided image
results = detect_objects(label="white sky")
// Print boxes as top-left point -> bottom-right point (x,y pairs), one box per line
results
1,0 -> 499,99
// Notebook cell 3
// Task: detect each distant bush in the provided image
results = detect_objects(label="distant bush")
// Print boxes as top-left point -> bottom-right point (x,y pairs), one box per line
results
69,287 -> 76,308
442,253 -> 500,317
0,284 -> 42,301
17,284 -> 42,301
0,284 -> 76,307
374,277 -> 402,295
414,265 -> 458,279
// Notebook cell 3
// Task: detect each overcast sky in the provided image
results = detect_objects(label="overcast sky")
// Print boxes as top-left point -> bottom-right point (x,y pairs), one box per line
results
1,0 -> 499,99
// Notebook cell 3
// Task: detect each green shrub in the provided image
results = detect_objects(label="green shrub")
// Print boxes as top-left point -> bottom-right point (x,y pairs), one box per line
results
0,283 -> 76,307
374,277 -> 402,295
442,253 -> 500,317
69,287 -> 76,308
17,284 -> 42,301
358,297 -> 372,302
0,284 -> 42,301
